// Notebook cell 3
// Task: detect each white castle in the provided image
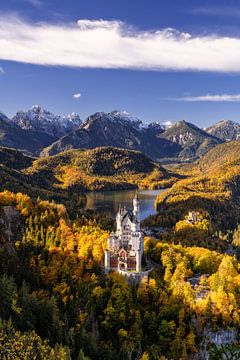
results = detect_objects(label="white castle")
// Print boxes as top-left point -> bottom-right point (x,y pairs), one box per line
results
104,192 -> 148,281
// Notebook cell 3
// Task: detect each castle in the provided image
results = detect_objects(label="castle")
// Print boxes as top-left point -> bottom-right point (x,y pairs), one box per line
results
104,192 -> 148,281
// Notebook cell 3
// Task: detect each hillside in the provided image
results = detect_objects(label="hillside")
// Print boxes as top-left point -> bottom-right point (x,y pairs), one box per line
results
0,146 -> 33,170
153,140 -> 240,231
206,119 -> 240,141
27,146 -> 179,191
0,146 -> 179,212
1,191 -> 239,358
159,120 -> 222,160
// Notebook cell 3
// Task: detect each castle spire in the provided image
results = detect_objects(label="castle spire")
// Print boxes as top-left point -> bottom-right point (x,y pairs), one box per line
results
133,190 -> 140,226
134,189 -> 139,201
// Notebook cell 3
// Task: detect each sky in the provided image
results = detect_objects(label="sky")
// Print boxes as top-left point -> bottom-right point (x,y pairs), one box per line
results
1,0 -> 240,127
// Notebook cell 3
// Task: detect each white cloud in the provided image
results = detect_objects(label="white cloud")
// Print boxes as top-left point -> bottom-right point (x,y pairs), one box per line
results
175,94 -> 240,102
73,93 -> 81,99
2,16 -> 240,72
0,67 -> 4,74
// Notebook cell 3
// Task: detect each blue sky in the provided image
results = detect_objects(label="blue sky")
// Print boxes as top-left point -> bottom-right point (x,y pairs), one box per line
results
1,0 -> 240,127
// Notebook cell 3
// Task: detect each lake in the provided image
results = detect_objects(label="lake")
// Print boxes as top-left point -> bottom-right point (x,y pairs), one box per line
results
84,189 -> 165,221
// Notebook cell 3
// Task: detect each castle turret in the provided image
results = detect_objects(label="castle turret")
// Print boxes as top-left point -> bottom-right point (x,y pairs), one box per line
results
116,205 -> 122,236
104,250 -> 110,274
133,191 -> 140,226
136,249 -> 141,273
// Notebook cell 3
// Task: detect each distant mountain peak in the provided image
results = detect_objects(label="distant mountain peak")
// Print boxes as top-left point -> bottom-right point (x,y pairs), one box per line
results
206,119 -> 240,141
31,104 -> 41,110
11,106 -> 82,137
82,110 -> 143,130
0,112 -> 10,122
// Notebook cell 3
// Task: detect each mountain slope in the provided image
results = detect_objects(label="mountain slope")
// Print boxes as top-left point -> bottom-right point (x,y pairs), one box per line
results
28,146 -> 179,191
206,120 -> 240,141
0,106 -> 82,155
159,120 -> 222,159
0,146 -> 33,170
154,140 -> 240,231
0,146 -> 179,202
0,114 -> 56,155
40,111 -> 180,159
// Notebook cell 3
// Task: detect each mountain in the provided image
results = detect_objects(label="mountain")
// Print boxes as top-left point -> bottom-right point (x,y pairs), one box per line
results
159,120 -> 222,159
206,119 -> 240,141
145,122 -> 164,136
40,111 -> 180,159
0,107 -> 226,161
12,105 -> 81,138
0,113 -> 56,155
0,106 -> 82,155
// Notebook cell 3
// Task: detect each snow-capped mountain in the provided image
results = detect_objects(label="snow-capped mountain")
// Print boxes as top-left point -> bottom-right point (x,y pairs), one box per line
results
108,110 -> 143,129
160,121 -> 173,130
82,110 -> 143,131
41,110 -> 180,158
12,105 -> 82,138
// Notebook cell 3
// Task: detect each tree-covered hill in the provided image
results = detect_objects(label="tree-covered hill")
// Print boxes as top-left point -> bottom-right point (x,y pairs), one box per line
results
26,146 -> 180,192
152,140 -> 240,232
0,146 -> 34,170
0,146 -> 180,216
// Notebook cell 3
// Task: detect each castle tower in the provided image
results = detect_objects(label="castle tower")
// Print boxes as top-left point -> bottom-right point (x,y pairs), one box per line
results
116,204 -> 122,236
104,250 -> 110,273
136,249 -> 141,272
133,191 -> 140,226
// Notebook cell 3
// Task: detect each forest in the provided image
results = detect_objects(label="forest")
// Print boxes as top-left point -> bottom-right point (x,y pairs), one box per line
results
143,141 -> 240,233
0,190 -> 239,359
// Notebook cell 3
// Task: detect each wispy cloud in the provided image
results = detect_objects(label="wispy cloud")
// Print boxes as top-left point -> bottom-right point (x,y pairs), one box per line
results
0,67 -> 4,74
22,0 -> 43,8
174,94 -> 240,102
191,6 -> 240,19
73,93 -> 81,99
1,16 -> 240,72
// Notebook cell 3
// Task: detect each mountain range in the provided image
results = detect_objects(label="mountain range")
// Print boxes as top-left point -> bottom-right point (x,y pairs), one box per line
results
0,105 -> 82,155
0,106 -> 240,161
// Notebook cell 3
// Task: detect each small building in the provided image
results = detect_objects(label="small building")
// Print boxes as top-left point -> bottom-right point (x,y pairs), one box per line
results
104,192 -> 150,282
187,211 -> 201,224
